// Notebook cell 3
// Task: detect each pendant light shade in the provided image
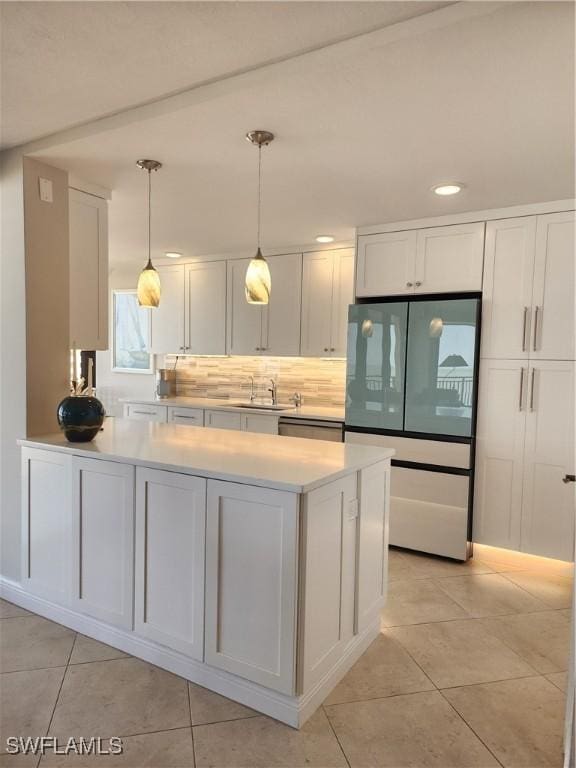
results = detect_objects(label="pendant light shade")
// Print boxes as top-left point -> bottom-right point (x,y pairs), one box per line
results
245,130 -> 274,305
136,159 -> 162,308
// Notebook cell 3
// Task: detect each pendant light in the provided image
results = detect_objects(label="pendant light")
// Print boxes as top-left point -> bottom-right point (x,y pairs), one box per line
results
136,159 -> 162,308
245,130 -> 274,304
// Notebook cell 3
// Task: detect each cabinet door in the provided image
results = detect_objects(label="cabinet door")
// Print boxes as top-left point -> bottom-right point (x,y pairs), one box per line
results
262,253 -> 302,356
185,261 -> 226,355
241,413 -> 278,434
21,449 -> 72,605
69,189 -> 108,350
330,248 -> 354,357
531,212 -> 575,361
135,468 -> 206,658
415,222 -> 485,293
205,410 -> 242,430
300,251 -> 334,356
356,232 -> 417,297
473,360 -> 527,551
299,475 -> 357,693
482,217 -> 536,359
124,403 -> 168,422
227,259 -> 264,355
521,361 -> 575,561
150,264 -> 185,353
205,480 -> 298,694
72,458 -> 135,629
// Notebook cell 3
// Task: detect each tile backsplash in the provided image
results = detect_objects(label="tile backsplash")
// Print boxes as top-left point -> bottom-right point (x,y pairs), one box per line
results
169,355 -> 346,406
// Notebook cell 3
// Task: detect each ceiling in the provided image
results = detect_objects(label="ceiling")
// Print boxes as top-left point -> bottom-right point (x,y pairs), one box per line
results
1,0 -> 450,149
22,2 -> 576,268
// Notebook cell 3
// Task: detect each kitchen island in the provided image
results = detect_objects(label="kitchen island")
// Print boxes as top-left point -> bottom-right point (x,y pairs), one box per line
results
13,419 -> 393,727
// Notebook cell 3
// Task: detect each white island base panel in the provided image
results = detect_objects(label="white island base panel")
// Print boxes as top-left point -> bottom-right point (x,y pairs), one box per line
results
10,422 -> 392,728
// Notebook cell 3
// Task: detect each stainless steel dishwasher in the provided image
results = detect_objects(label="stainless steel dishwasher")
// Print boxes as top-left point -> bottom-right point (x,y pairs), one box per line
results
278,417 -> 344,442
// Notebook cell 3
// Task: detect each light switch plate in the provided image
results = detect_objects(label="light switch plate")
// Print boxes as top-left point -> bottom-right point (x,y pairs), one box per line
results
39,177 -> 53,203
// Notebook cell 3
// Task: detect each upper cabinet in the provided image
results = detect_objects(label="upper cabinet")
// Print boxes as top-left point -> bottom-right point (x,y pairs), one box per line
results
482,212 -> 575,361
151,261 -> 226,355
227,253 -> 302,356
301,248 -> 354,357
69,189 -> 108,350
356,223 -> 484,298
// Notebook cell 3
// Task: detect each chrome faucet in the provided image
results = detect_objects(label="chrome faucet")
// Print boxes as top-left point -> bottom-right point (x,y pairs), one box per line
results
268,378 -> 278,406
247,376 -> 256,403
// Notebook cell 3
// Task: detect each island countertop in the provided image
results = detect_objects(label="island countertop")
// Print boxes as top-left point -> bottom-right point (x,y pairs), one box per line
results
19,418 -> 393,493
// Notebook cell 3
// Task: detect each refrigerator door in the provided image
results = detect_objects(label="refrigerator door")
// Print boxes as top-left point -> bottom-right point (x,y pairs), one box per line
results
404,297 -> 479,437
346,302 -> 408,430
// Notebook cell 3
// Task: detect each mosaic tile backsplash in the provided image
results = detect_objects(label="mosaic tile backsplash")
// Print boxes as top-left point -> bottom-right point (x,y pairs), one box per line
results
168,355 -> 346,406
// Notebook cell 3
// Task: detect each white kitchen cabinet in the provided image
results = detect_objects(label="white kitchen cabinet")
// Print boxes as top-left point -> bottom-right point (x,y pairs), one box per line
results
71,457 -> 135,629
205,480 -> 298,694
356,231 -> 417,297
124,403 -> 168,422
474,360 -> 527,551
241,412 -> 278,434
21,448 -> 72,605
521,361 -> 575,561
414,222 -> 485,294
301,248 -> 354,357
168,406 -> 204,426
355,223 -> 484,297
482,217 -> 537,360
531,212 -> 575,361
150,264 -> 186,354
69,188 -> 108,350
185,261 -> 227,356
135,468 -> 206,658
227,254 -> 302,356
204,409 -> 242,430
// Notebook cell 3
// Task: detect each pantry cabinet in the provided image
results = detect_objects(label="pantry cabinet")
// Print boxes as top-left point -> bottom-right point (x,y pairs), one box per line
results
69,188 -> 108,350
150,264 -> 186,354
301,248 -> 354,357
356,223 -> 484,298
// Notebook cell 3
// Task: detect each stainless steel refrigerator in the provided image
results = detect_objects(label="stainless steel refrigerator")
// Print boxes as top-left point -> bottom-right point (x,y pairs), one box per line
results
345,294 -> 481,560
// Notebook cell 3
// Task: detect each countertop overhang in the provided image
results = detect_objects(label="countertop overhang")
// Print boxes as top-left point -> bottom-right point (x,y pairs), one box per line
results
19,418 -> 393,493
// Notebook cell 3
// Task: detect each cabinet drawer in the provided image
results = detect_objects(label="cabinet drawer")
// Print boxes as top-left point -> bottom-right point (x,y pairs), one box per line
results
168,407 -> 204,426
125,404 -> 167,422
205,410 -> 242,431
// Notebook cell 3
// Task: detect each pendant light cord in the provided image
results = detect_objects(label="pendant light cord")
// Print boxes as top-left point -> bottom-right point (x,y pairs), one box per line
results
257,143 -> 262,251
147,169 -> 152,269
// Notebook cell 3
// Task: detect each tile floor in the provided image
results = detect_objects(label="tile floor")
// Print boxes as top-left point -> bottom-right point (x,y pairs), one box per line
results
0,545 -> 572,768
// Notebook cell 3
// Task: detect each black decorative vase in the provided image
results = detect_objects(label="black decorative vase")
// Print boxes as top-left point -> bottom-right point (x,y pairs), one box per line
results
57,396 -> 106,442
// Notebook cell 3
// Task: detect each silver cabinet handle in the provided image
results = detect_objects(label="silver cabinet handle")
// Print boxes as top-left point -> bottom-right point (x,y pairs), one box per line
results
133,410 -> 155,416
529,367 -> 536,411
518,368 -> 525,411
415,281 -> 422,287
406,282 -> 413,288
522,307 -> 529,352
532,306 -> 540,351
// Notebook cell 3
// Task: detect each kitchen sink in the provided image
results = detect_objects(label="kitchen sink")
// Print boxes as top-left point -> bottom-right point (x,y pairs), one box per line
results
231,402 -> 296,411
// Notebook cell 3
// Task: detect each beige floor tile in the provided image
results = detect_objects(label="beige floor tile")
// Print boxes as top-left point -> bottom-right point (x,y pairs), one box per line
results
0,617 -> 75,673
49,658 -> 190,739
69,635 -> 128,665
479,610 -> 570,673
39,728 -> 195,767
389,619 -> 535,688
444,676 -> 564,768
436,574 -> 547,617
193,708 -> 347,768
503,570 -> 574,609
188,682 -> 257,726
325,690 -> 499,767
381,579 -> 469,627
324,632 -> 434,705
0,600 -> 31,619
546,671 -> 568,692
0,667 -> 65,747
387,550 -> 423,582
397,550 -> 496,579
0,754 -> 40,767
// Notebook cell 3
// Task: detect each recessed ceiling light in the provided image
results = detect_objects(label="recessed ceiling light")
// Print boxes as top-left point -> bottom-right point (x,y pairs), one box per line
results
316,235 -> 335,243
432,183 -> 465,196
165,251 -> 183,258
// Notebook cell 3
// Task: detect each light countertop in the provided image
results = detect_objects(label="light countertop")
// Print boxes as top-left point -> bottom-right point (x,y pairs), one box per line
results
119,396 -> 345,423
19,418 -> 393,493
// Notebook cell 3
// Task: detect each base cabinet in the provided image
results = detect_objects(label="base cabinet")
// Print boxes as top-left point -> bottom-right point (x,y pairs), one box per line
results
135,468 -> 206,658
71,457 -> 135,629
204,480 -> 298,695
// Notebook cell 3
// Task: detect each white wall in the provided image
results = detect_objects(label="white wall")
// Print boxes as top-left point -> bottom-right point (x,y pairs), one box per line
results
96,264 -> 157,417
